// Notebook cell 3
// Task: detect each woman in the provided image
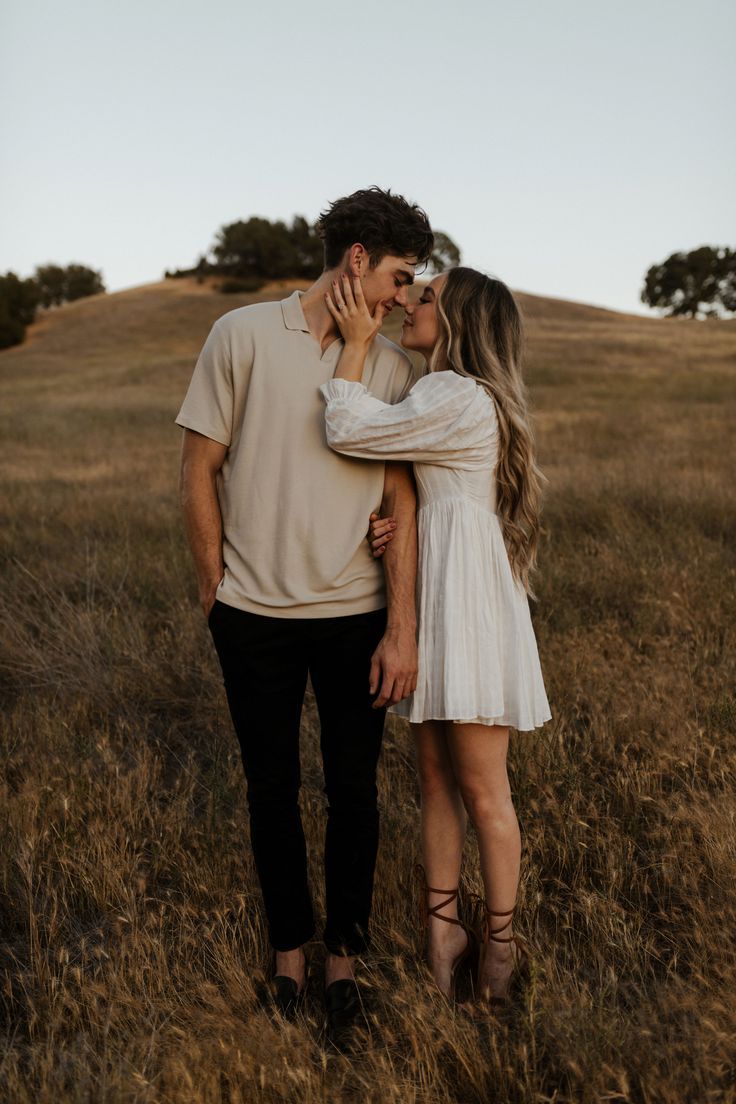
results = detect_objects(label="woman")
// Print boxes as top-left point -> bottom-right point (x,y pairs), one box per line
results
320,268 -> 551,1005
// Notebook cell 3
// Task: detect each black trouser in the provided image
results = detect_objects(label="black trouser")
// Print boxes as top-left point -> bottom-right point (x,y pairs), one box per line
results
208,600 -> 387,955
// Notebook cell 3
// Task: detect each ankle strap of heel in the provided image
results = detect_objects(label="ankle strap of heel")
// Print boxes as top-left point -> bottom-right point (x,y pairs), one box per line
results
484,905 -> 516,943
415,863 -> 466,930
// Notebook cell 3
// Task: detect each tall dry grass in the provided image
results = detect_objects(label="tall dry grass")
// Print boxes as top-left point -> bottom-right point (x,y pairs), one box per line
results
1,281 -> 735,1103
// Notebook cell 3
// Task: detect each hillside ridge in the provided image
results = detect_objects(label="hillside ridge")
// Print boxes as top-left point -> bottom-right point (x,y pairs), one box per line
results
1,278 -> 734,400
0,276 -> 697,360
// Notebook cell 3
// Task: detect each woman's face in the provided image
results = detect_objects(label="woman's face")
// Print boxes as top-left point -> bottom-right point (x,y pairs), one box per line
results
400,273 -> 447,357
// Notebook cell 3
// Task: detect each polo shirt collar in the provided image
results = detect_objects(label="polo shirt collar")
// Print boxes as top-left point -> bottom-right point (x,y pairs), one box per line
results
281,290 -> 310,333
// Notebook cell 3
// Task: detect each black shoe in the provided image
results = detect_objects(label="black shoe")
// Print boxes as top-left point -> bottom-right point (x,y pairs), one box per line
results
325,979 -> 368,1052
271,974 -> 306,1021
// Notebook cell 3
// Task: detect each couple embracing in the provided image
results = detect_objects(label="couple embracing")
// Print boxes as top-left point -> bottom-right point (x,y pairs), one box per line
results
176,187 -> 550,1048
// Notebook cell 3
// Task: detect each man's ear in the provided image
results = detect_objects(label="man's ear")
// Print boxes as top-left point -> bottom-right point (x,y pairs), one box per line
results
347,243 -> 367,276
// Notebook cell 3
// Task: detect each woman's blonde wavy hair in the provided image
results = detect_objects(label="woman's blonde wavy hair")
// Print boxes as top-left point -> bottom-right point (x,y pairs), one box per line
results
428,267 -> 545,593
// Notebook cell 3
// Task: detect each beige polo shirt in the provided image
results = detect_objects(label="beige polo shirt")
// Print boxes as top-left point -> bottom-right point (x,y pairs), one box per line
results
176,290 -> 415,618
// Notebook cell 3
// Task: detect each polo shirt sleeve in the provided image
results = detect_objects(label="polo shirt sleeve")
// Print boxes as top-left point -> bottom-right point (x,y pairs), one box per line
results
175,319 -> 234,447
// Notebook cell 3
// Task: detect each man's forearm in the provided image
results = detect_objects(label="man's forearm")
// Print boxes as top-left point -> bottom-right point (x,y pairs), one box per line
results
368,461 -> 418,707
380,462 -> 417,635
180,447 -> 225,612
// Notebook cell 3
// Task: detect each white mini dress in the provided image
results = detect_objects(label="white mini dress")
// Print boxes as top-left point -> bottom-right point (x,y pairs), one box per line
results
320,370 -> 551,731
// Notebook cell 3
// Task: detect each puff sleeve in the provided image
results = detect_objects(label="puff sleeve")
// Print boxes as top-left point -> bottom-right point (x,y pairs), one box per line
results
320,371 -> 495,469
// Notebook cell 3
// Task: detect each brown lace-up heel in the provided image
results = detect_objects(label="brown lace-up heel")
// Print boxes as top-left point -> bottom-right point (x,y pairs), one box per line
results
477,903 -> 529,1009
416,864 -> 478,1000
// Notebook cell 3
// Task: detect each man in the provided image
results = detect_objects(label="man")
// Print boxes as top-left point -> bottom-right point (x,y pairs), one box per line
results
176,187 -> 433,1045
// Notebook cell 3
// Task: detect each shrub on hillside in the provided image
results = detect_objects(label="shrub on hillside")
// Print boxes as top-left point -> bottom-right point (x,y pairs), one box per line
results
34,264 -> 67,308
165,256 -> 212,282
0,272 -> 40,349
35,263 -> 106,308
64,264 -> 105,301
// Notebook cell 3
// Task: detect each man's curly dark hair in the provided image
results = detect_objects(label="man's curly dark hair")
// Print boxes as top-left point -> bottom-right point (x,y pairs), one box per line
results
317,187 -> 434,270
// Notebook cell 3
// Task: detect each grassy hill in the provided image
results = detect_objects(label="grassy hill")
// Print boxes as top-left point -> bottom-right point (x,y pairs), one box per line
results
1,280 -> 735,1103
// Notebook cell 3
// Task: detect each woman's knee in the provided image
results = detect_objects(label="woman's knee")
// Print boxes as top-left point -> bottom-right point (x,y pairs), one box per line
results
459,787 -> 516,833
417,752 -> 457,799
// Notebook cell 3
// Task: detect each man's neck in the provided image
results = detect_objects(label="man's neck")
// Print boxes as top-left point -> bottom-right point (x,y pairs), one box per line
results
300,269 -> 346,347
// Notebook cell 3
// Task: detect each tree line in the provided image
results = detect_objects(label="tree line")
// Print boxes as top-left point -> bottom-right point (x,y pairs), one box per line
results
3,235 -> 731,353
166,217 -> 461,292
175,219 -> 735,320
0,264 -> 105,349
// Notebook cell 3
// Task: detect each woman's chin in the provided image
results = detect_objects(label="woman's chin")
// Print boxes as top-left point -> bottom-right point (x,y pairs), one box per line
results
400,329 -> 415,350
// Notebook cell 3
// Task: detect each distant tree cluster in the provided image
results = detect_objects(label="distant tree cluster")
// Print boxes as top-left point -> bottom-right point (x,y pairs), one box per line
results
35,263 -> 105,308
213,216 -> 324,283
642,246 -> 735,318
0,274 -> 40,349
0,263 -> 105,350
166,216 -> 461,293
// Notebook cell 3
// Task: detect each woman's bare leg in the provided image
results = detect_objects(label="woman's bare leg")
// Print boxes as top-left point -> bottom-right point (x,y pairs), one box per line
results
413,720 -> 469,996
448,723 -> 521,999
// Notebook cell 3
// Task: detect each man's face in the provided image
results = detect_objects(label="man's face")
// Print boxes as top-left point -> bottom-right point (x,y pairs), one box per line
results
354,253 -> 417,316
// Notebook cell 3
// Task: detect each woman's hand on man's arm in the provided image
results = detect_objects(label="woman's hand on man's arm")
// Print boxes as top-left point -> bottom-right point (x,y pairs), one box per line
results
367,511 -> 396,557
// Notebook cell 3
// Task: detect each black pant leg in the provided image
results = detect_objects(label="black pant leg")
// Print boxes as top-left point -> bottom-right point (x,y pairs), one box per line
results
208,601 -> 314,951
308,608 -> 388,956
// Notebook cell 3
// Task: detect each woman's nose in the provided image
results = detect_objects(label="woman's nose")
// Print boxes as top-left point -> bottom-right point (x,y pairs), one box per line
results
404,301 -> 414,316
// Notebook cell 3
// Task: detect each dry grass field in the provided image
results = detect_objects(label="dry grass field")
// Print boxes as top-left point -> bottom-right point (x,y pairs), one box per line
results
1,278 -> 735,1103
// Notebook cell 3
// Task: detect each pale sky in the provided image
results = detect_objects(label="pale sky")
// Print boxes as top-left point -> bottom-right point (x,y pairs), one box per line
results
2,0 -> 733,315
